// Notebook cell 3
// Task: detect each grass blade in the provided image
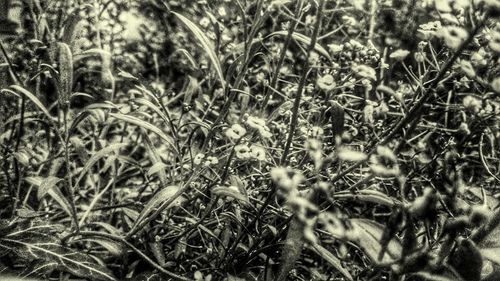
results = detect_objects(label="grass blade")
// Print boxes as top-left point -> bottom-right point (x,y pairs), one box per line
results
172,11 -> 226,90
75,143 -> 128,190
267,31 -> 332,61
128,185 -> 184,235
109,113 -> 176,152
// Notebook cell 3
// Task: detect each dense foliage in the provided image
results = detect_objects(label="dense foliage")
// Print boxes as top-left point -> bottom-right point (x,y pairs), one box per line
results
0,0 -> 499,280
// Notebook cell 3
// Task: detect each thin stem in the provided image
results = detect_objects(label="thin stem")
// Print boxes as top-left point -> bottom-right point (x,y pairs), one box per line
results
280,2 -> 323,165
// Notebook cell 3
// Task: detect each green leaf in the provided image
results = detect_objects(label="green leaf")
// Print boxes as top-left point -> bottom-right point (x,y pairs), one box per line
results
172,12 -> 225,90
128,185 -> 184,235
3,85 -> 53,123
333,189 -> 401,207
24,177 -> 72,218
309,242 -> 353,281
478,222 -> 500,266
212,186 -> 250,205
267,31 -> 332,61
348,219 -> 402,263
109,113 -> 176,152
79,238 -> 124,257
75,142 -> 128,190
147,161 -> 168,177
37,176 -> 63,200
1,221 -> 116,281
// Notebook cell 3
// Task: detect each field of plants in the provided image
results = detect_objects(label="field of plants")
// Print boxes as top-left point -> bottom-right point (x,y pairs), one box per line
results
0,0 -> 499,280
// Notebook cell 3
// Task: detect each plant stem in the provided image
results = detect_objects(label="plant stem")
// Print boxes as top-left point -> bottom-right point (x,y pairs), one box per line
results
280,1 -> 324,165
276,2 -> 325,280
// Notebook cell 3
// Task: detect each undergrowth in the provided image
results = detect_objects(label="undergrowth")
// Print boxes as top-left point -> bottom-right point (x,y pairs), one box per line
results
0,0 -> 499,280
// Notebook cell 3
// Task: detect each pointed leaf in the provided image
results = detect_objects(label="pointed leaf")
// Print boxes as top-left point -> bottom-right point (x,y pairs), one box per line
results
267,31 -> 332,60
75,143 -> 128,189
212,186 -> 250,205
109,113 -> 175,151
147,162 -> 167,177
37,176 -> 62,200
24,177 -> 72,218
309,242 -> 353,280
4,85 -> 53,123
129,186 -> 183,234
172,12 -> 225,90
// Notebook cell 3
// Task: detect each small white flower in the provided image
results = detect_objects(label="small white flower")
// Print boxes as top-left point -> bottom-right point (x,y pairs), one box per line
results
328,43 -> 343,54
259,127 -> 273,139
317,74 -> 336,91
194,153 -> 205,165
438,26 -> 468,50
204,156 -> 219,166
225,124 -> 247,140
234,144 -> 251,159
337,148 -> 367,162
246,116 -> 267,130
250,145 -> 267,161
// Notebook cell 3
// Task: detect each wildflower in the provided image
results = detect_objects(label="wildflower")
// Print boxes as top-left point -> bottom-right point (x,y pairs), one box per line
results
337,147 -> 367,162
418,21 -> 442,39
287,195 -> 318,222
246,116 -> 267,129
437,26 -> 468,50
352,64 -> 377,80
234,144 -> 251,159
328,43 -> 343,54
199,17 -> 210,28
491,77 -> 500,93
204,156 -> 219,166
270,167 -> 304,192
377,146 -> 397,162
471,48 -> 487,66
217,6 -> 227,17
250,145 -> 267,161
308,51 -> 320,65
342,15 -> 357,27
225,124 -> 247,140
389,49 -> 410,61
458,122 -> 471,135
317,74 -> 336,91
459,60 -> 476,78
363,104 -> 375,124
305,138 -> 322,152
259,127 -> 273,139
194,153 -> 205,165
246,116 -> 272,139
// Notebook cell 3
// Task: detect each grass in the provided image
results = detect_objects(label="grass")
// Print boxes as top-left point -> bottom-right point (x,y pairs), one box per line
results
0,0 -> 499,280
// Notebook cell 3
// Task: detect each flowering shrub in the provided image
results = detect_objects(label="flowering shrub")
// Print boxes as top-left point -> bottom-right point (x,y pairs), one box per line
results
0,0 -> 499,280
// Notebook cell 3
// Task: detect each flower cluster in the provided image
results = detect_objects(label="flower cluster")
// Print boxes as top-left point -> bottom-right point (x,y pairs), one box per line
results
245,115 -> 272,139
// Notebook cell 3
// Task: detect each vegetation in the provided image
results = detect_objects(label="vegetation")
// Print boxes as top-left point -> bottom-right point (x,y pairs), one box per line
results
0,0 -> 499,280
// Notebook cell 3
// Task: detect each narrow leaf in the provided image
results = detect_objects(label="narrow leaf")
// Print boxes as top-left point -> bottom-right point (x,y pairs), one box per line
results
129,185 -> 183,234
110,113 -> 176,151
267,31 -> 332,60
172,12 -> 225,89
37,176 -> 62,200
309,242 -> 353,280
75,143 -> 128,189
4,85 -> 53,122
